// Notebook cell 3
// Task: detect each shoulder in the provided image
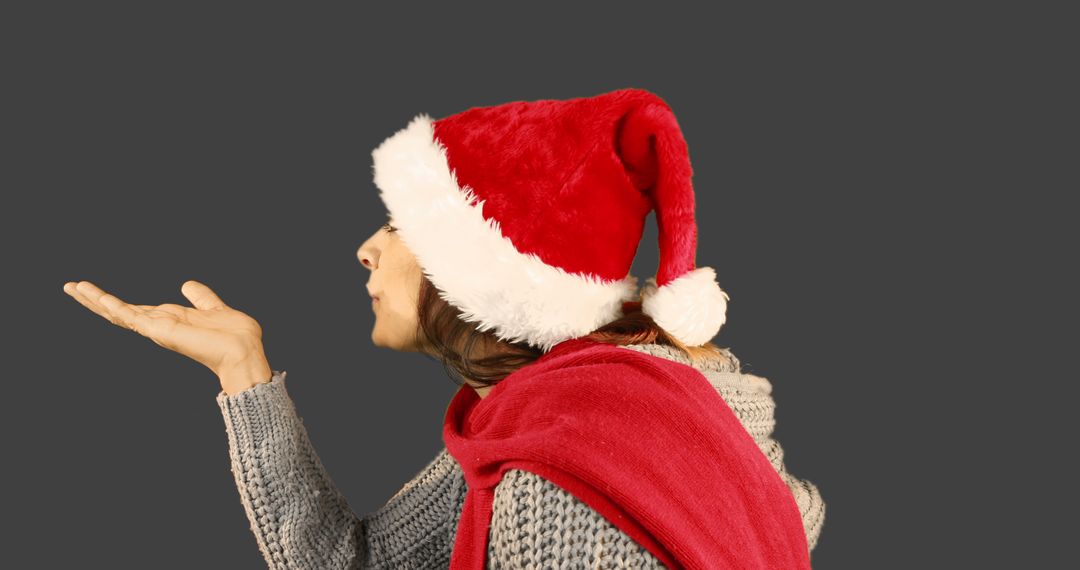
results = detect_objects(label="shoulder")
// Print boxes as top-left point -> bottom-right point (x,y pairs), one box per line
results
486,468 -> 668,569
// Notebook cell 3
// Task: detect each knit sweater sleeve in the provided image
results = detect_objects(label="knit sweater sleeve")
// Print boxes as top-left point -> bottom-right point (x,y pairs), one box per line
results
216,370 -> 467,569
486,469 -> 669,569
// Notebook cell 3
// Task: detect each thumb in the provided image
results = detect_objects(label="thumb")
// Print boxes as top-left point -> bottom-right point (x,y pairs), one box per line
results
181,280 -> 228,311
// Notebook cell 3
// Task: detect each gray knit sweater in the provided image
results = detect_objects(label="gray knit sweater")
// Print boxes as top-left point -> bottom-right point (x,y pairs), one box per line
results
216,343 -> 825,568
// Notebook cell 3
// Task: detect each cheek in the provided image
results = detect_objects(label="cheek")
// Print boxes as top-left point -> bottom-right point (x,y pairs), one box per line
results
382,288 -> 418,325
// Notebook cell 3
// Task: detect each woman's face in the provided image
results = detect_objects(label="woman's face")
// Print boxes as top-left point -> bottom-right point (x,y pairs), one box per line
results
357,221 -> 427,353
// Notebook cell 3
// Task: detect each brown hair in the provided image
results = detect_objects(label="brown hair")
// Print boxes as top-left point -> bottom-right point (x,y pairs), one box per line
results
415,274 -> 734,389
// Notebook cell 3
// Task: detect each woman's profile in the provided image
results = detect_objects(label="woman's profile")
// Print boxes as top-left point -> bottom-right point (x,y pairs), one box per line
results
63,88 -> 825,569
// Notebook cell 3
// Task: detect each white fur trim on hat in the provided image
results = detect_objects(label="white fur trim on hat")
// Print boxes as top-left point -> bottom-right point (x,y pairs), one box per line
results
640,266 -> 730,346
371,113 -> 641,353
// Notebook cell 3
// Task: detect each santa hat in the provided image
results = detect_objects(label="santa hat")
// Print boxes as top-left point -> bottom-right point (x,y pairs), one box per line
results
371,87 -> 729,353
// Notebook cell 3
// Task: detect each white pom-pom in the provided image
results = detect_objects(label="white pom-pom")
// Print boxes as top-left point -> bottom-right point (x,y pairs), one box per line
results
640,266 -> 730,346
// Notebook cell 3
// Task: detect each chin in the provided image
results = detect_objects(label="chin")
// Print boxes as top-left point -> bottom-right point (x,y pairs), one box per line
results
370,328 -> 389,349
371,329 -> 406,352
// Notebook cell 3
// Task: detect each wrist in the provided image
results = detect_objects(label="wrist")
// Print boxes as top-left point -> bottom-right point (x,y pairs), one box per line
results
219,356 -> 273,396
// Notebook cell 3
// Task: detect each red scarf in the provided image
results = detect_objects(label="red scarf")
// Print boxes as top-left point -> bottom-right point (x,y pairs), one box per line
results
442,337 -> 812,569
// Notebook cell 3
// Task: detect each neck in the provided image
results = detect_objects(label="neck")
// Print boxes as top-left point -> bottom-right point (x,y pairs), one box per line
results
464,378 -> 493,399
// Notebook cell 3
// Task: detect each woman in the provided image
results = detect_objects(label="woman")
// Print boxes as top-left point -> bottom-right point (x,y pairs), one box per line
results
63,88 -> 825,568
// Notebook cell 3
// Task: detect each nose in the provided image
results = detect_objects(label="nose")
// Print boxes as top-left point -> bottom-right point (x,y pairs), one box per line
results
358,242 -> 378,270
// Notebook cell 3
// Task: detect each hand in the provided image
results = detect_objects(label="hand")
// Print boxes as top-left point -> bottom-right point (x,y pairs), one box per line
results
62,279 -> 270,383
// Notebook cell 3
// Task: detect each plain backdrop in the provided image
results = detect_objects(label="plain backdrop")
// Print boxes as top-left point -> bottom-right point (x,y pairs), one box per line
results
6,3 -> 1071,568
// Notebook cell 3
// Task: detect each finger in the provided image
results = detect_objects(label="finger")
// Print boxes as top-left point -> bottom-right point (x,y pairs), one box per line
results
69,280 -> 134,325
64,282 -> 114,322
96,293 -> 151,334
181,280 -> 227,311
73,281 -> 146,333
134,303 -> 187,320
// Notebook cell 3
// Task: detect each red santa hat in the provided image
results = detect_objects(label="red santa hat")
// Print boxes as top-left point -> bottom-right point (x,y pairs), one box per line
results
371,87 -> 729,353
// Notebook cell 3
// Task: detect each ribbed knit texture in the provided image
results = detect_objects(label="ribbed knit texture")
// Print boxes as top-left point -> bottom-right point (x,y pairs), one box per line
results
216,343 -> 825,568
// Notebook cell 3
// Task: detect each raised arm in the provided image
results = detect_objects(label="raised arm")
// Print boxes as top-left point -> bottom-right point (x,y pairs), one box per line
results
217,370 -> 467,569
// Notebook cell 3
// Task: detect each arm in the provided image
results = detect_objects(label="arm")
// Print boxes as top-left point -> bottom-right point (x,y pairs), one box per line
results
217,370 -> 467,569
486,469 -> 668,569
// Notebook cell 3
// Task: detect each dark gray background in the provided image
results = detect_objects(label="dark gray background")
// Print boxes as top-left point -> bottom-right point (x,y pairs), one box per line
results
6,2 -> 1071,568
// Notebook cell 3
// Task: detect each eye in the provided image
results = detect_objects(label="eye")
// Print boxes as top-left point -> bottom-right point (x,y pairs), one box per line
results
381,222 -> 397,233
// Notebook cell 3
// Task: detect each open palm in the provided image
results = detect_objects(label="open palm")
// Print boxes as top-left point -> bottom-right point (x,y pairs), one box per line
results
62,279 -> 265,378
